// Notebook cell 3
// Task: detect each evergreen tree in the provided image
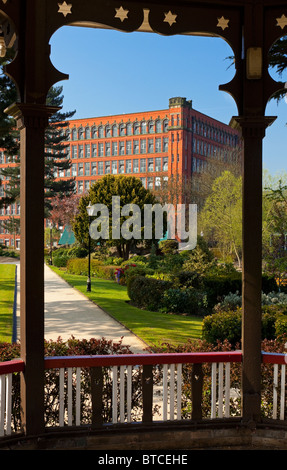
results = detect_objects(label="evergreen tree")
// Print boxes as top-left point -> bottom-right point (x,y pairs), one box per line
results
0,49 -> 76,212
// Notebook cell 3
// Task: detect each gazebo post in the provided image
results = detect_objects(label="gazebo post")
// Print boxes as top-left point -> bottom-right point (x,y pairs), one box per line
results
236,116 -> 275,423
6,102 -> 59,436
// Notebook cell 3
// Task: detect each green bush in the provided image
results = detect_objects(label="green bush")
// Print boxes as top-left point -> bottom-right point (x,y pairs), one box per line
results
66,258 -> 117,280
202,308 -> 242,347
275,315 -> 287,338
127,275 -> 172,311
162,288 -> 207,316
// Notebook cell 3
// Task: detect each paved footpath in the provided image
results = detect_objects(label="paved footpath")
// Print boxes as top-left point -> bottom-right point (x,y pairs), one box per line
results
1,258 -> 148,353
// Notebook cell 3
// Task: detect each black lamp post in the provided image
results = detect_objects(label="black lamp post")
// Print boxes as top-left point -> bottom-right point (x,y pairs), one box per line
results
86,201 -> 93,292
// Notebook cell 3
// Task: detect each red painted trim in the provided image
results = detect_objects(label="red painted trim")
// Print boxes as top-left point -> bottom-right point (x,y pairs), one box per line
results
262,352 -> 287,365
44,351 -> 243,370
0,359 -> 25,375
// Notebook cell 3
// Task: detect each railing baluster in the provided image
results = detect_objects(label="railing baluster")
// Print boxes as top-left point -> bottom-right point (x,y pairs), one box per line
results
59,368 -> 65,426
273,364 -> 278,419
218,362 -> 224,418
170,364 -> 175,420
225,363 -> 230,418
211,363 -> 217,418
162,363 -> 168,421
67,368 -> 73,425
120,365 -> 125,422
76,367 -> 81,426
127,365 -> 132,423
280,364 -> 286,421
0,375 -> 5,436
177,363 -> 182,420
112,365 -> 118,423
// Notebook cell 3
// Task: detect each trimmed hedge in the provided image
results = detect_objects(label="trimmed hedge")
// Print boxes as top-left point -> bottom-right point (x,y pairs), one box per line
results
127,275 -> 172,311
202,305 -> 287,346
66,258 -> 117,280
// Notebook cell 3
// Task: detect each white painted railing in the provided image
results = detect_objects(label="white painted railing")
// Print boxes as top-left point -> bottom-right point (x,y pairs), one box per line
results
262,352 -> 287,421
0,359 -> 24,437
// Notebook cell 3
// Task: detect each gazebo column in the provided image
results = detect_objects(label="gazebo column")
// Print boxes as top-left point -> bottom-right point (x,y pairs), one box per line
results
236,116 -> 275,424
7,102 -> 59,436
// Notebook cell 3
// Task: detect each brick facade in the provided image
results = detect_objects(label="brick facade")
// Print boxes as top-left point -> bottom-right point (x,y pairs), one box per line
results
0,97 -> 241,248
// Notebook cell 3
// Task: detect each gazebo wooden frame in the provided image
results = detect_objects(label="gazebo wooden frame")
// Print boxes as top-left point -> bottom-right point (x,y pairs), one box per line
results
0,0 -> 286,437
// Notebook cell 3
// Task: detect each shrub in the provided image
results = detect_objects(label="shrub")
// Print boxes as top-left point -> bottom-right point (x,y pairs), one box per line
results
127,276 -> 172,311
202,308 -> 242,347
161,288 -> 208,316
275,315 -> 287,338
66,258 -> 117,280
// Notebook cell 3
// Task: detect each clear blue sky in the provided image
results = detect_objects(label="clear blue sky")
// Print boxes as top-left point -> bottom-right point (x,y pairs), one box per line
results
50,26 -> 287,176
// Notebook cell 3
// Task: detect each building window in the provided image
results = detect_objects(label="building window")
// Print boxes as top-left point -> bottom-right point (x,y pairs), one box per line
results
155,157 -> 161,172
85,144 -> 90,158
155,120 -> 162,133
140,177 -> 146,188
92,144 -> 97,157
98,126 -> 104,138
126,141 -> 132,155
98,161 -> 103,175
112,161 -> 117,174
133,140 -> 139,154
105,142 -> 111,156
112,124 -> 118,137
119,141 -> 125,155
148,158 -> 154,172
106,126 -> 111,138
163,157 -> 168,172
127,123 -> 132,136
98,143 -> 104,157
140,158 -> 146,173
85,127 -> 90,139
133,159 -> 139,173
105,161 -> 110,174
78,181 -> 83,193
126,160 -> 132,173
155,138 -> 161,153
112,142 -> 118,156
78,128 -> 84,140
78,145 -> 83,158
163,119 -> 169,132
148,121 -> 154,133
72,164 -> 77,176
140,139 -> 146,154
78,163 -> 83,176
134,122 -> 140,135
91,162 -> 97,175
119,124 -> 125,136
141,121 -> 146,134
92,127 -> 97,138
163,137 -> 168,152
148,138 -> 154,153
71,145 -> 76,159
72,128 -> 77,140
84,180 -> 90,192
119,160 -> 124,174
147,177 -> 153,189
85,162 -> 90,176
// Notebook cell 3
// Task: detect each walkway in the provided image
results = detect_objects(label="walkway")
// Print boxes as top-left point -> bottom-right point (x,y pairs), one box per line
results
1,258 -> 147,353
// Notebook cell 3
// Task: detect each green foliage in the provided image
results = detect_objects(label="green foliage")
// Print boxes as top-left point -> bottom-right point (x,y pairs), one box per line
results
202,309 -> 242,347
161,288 -> 208,316
158,239 -> 178,255
127,275 -> 172,311
73,175 -> 158,258
66,258 -> 117,280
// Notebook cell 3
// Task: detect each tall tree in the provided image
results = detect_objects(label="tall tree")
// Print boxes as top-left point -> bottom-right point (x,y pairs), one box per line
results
73,175 -> 158,259
200,171 -> 242,266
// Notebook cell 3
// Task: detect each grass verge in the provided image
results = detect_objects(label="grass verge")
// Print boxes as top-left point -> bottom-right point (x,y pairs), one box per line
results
50,266 -> 203,348
0,264 -> 16,343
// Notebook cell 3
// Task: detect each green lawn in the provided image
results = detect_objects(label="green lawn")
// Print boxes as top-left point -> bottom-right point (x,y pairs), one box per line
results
51,266 -> 203,348
0,264 -> 16,343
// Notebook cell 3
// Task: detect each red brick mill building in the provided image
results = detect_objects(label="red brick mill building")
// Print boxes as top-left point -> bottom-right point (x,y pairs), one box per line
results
0,96 -> 241,248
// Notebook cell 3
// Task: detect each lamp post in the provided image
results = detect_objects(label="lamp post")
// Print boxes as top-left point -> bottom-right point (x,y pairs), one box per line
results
86,201 -> 93,292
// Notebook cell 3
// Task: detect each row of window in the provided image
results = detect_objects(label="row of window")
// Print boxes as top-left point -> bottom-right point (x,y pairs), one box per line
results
62,157 -> 169,179
69,119 -> 169,141
192,119 -> 239,147
70,137 -> 169,159
192,138 -> 239,159
76,175 -> 169,194
0,202 -> 20,216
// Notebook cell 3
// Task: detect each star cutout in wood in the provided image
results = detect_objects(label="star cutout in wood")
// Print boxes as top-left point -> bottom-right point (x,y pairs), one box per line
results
115,6 -> 129,22
164,11 -> 177,27
276,14 -> 287,29
217,16 -> 229,31
58,2 -> 72,17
